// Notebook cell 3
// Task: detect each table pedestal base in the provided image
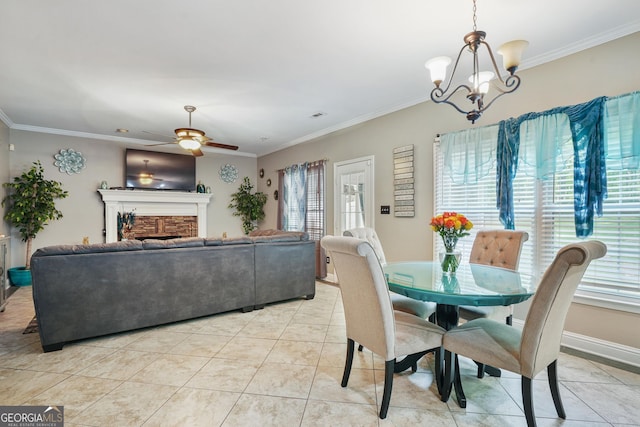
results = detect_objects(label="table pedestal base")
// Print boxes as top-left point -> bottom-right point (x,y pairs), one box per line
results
435,303 -> 467,408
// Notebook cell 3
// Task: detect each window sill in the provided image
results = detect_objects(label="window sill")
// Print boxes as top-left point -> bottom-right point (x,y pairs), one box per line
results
573,290 -> 640,315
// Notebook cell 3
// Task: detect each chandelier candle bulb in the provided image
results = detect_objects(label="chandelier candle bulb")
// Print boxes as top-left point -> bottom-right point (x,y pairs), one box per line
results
425,56 -> 452,86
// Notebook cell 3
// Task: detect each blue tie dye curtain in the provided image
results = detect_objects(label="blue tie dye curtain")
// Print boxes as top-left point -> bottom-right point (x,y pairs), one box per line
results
282,163 -> 308,231
497,96 -> 608,236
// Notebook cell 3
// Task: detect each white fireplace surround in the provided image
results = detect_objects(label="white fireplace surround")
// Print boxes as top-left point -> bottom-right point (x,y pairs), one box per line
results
98,190 -> 213,243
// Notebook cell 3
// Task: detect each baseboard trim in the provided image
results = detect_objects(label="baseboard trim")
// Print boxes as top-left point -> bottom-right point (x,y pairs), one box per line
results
512,318 -> 640,371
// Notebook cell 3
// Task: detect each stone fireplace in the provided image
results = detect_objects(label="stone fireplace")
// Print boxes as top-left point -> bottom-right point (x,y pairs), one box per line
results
98,190 -> 212,243
127,215 -> 198,240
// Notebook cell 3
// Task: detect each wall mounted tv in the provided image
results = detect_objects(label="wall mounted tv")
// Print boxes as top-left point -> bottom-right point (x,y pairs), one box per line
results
125,149 -> 196,191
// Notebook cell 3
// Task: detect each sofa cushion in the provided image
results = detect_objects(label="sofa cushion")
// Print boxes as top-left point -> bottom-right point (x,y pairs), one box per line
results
34,240 -> 144,256
32,245 -> 76,256
249,229 -> 309,241
249,229 -> 282,236
142,237 -> 204,250
74,240 -> 144,253
204,237 -> 224,246
252,234 -> 301,243
222,236 -> 253,245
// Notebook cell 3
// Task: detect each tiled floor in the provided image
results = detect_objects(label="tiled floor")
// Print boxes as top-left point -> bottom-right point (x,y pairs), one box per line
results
1,283 -> 639,427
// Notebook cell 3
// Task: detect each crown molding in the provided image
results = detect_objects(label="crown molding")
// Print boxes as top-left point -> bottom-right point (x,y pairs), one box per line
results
9,123 -> 256,158
0,108 -> 14,128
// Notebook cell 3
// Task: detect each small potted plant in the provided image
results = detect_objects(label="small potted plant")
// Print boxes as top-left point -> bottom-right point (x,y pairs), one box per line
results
228,177 -> 267,235
2,161 -> 68,286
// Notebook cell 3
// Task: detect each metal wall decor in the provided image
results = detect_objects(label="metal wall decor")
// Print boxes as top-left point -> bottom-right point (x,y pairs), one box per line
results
54,148 -> 86,174
393,144 -> 414,217
219,164 -> 238,183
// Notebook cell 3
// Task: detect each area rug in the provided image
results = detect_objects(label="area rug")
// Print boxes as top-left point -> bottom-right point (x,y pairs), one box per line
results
23,316 -> 38,334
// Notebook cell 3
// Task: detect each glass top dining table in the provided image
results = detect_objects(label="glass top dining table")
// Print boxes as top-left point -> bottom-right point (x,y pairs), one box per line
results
384,261 -> 535,309
383,261 -> 536,408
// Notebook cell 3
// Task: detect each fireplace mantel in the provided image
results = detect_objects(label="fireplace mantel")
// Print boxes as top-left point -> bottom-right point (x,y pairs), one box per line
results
98,190 -> 212,243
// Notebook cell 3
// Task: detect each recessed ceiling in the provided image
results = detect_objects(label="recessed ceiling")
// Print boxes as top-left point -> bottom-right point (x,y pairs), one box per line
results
1,1 -> 639,157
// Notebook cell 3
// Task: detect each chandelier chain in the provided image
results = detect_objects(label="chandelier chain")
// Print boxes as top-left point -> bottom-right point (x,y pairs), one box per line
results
472,0 -> 477,32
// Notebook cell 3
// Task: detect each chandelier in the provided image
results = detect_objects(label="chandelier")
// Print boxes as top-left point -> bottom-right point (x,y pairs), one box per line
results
425,0 -> 528,123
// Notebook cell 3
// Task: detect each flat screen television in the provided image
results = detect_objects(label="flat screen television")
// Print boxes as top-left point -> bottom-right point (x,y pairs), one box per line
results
125,149 -> 196,191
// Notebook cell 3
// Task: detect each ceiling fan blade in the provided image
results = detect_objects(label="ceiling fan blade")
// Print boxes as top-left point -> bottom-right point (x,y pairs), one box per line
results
145,142 -> 176,147
191,148 -> 204,157
142,130 -> 178,140
204,141 -> 239,151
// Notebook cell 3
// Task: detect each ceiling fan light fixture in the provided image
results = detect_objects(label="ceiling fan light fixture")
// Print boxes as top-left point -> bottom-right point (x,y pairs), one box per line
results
178,137 -> 201,150
139,159 -> 154,184
139,173 -> 153,185
175,127 -> 204,150
175,127 -> 205,139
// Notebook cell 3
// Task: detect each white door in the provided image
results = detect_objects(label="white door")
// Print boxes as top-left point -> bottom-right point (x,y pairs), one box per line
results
334,156 -> 374,236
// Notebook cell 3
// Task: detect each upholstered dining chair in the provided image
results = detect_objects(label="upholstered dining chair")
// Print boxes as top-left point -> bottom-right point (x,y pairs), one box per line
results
461,229 -> 529,323
321,235 -> 445,419
343,227 -> 436,320
442,240 -> 607,427
460,229 -> 529,377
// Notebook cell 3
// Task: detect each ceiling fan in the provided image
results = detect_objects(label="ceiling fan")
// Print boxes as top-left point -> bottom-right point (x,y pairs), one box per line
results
138,159 -> 160,185
144,105 -> 238,156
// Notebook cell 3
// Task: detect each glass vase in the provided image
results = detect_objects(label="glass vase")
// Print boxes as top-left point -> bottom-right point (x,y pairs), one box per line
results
439,250 -> 462,273
440,235 -> 461,273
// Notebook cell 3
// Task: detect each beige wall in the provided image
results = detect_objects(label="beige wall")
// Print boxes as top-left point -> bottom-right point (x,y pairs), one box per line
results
6,130 -> 257,267
257,32 -> 640,349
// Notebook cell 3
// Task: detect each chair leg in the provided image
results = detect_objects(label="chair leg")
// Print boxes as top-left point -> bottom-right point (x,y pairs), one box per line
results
547,360 -> 566,419
358,344 -> 363,352
434,347 -> 443,396
379,359 -> 395,419
341,338 -> 355,387
521,376 -> 536,427
476,362 -> 485,378
506,314 -> 513,326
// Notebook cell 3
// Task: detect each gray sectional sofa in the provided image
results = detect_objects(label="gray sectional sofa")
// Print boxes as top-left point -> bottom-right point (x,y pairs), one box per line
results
31,232 -> 316,352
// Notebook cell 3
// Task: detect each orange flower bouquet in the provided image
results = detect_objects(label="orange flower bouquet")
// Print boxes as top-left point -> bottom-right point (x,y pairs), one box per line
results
430,212 -> 473,273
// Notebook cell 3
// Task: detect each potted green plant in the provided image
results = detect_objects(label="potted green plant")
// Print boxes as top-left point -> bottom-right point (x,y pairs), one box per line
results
2,161 -> 68,286
228,176 -> 268,235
